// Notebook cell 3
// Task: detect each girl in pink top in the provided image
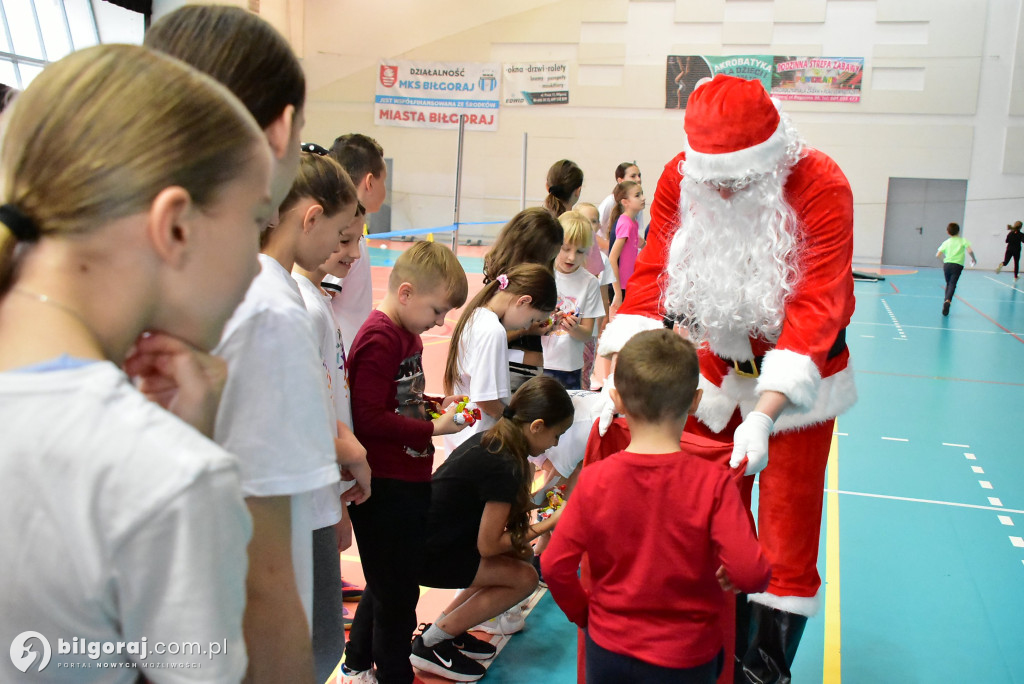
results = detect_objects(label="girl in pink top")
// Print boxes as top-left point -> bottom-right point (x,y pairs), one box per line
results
608,180 -> 646,313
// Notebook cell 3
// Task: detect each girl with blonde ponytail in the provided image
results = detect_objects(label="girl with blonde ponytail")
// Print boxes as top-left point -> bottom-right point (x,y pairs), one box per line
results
0,44 -> 270,680
412,376 -> 574,678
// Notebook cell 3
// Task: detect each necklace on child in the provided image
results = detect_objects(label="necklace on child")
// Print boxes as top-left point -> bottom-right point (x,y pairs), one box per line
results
12,287 -> 95,333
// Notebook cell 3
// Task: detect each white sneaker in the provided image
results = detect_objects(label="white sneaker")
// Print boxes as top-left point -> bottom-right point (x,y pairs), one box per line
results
996,262 -> 1004,274
339,664 -> 377,684
473,605 -> 525,635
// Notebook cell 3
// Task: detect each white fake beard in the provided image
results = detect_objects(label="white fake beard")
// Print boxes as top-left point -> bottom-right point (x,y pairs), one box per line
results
663,171 -> 801,360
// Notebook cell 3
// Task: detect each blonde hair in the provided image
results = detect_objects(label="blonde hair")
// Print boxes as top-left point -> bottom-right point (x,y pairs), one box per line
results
388,241 -> 468,308
0,44 -> 264,295
558,210 -> 594,250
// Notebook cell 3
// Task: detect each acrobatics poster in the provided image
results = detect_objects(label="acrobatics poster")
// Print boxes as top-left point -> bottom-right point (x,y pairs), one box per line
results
665,55 -> 863,108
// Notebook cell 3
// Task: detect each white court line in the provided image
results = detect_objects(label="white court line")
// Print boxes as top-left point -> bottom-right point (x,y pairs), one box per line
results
882,436 -> 909,442
972,466 -> 985,474
990,497 -> 1004,507
833,432 -> 848,436
860,335 -> 875,338
1011,537 -> 1024,548
944,442 -> 970,448
980,481 -> 994,489
965,453 -> 976,460
824,488 -> 1024,515
880,298 -> 908,340
851,321 -> 1015,336
998,515 -> 1014,526
984,275 -> 1024,295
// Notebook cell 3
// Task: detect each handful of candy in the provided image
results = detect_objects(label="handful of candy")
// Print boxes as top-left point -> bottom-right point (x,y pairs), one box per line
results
537,484 -> 567,521
430,398 -> 482,426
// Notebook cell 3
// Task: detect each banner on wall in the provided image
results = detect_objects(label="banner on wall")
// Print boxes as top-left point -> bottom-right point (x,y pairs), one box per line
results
665,55 -> 862,108
502,62 -> 569,106
770,56 -> 863,102
375,60 -> 501,131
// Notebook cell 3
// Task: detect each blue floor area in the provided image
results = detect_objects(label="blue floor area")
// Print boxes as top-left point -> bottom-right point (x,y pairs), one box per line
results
368,242 -> 486,276
489,267 -> 1024,683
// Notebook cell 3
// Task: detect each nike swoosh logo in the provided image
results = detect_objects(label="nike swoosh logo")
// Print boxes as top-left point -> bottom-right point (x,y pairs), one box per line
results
437,654 -> 452,668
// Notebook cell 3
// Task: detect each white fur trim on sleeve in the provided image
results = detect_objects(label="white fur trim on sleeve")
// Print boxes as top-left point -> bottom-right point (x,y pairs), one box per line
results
756,348 -> 821,411
596,314 -> 663,357
747,591 -> 821,617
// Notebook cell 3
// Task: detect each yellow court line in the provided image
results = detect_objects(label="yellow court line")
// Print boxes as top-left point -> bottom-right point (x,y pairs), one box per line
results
823,425 -> 842,682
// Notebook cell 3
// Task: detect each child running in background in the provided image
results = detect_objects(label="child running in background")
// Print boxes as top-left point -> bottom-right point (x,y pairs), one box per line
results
543,330 -> 772,684
608,180 -> 646,313
343,242 -> 469,684
482,207 -> 564,391
542,211 -> 605,390
412,376 -> 574,682
286,150 -> 373,682
145,6 -> 324,681
995,220 -> 1022,280
598,162 -> 643,250
443,263 -> 559,456
544,159 -> 585,218
0,44 -> 267,682
575,202 -> 616,389
936,222 -> 977,316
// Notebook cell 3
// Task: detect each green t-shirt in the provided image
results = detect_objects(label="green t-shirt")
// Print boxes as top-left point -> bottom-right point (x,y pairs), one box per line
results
938,236 -> 972,265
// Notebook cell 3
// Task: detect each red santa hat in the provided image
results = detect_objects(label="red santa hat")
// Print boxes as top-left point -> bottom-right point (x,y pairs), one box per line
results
682,74 -> 789,181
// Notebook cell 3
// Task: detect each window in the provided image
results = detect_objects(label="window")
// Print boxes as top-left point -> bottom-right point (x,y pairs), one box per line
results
0,0 -> 142,90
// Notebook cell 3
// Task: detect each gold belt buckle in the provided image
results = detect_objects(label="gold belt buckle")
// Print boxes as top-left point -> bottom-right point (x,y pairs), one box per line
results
732,358 -> 759,378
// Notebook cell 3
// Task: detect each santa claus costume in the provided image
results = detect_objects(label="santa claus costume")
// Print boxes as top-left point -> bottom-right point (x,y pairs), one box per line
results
600,75 -> 856,682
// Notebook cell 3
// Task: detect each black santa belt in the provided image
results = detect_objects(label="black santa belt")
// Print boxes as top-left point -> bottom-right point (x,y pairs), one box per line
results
723,329 -> 847,379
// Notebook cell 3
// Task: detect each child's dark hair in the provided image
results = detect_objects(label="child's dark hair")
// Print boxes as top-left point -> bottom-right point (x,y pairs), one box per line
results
615,329 -> 699,422
947,222 -> 960,236
329,133 -> 385,182
614,161 -> 637,180
388,241 -> 468,309
544,159 -> 584,217
279,152 -> 357,216
444,263 -> 557,395
482,375 -> 574,556
265,153 -> 357,248
608,180 -> 640,250
144,5 -> 305,129
483,207 -> 563,283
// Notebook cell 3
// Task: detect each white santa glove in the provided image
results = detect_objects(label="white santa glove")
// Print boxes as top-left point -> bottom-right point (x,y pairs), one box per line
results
730,411 -> 774,475
596,373 -> 618,437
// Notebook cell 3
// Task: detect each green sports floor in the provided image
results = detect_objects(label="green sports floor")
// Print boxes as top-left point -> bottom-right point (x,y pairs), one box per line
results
365,248 -> 1024,683
480,266 -> 1024,684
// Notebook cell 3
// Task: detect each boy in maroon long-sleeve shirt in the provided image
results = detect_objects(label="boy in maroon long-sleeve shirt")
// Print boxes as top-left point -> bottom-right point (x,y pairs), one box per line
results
342,242 -> 469,684
543,330 -> 771,683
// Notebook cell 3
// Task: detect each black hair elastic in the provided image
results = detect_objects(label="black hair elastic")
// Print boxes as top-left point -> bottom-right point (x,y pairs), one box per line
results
0,204 -> 39,242
502,406 -> 517,421
300,142 -> 329,155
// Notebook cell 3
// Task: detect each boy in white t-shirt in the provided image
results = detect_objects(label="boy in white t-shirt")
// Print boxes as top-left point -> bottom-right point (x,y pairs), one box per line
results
542,211 -> 605,390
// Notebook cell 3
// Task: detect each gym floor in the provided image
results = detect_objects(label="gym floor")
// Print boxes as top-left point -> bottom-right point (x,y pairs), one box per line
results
338,245 -> 1024,683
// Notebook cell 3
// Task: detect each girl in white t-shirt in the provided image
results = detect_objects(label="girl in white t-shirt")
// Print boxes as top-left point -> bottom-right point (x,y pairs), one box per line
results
442,263 -> 559,456
575,202 -> 616,389
0,45 -> 269,681
287,151 -> 374,682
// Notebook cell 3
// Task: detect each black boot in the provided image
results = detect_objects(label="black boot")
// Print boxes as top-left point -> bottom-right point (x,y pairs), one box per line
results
736,602 -> 808,684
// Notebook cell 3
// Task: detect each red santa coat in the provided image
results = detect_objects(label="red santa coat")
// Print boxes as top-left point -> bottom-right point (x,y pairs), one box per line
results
605,148 -> 856,434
